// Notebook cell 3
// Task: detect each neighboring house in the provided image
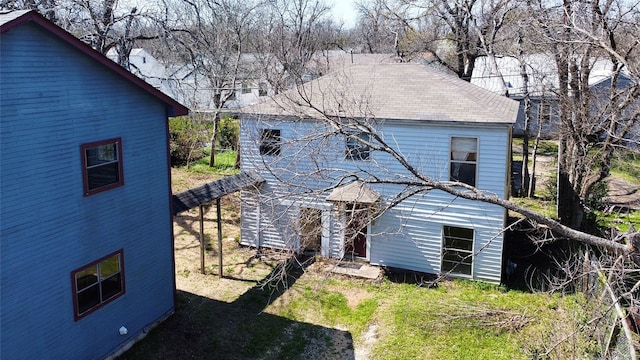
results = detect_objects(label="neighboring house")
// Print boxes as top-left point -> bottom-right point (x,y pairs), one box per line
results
106,48 -> 170,91
471,55 -> 631,138
471,55 -> 560,138
1,10 -> 188,360
239,63 -> 519,283
108,49 -> 276,112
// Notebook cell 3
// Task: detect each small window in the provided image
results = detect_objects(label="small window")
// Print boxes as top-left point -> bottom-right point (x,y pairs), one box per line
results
449,137 -> 477,186
72,250 -> 125,320
258,82 -> 268,97
241,82 -> 251,94
345,132 -> 370,160
539,102 -> 551,124
441,226 -> 473,276
82,138 -> 123,196
259,129 -> 281,156
227,90 -> 236,101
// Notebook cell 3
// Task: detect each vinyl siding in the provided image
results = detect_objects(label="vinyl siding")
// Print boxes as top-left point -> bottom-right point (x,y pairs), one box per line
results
240,106 -> 510,283
1,23 -> 174,359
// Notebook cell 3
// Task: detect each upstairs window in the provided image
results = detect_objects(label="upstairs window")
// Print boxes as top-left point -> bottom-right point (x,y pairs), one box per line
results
449,137 -> 477,186
441,226 -> 474,276
258,82 -> 268,97
72,250 -> 125,320
82,138 -> 123,196
259,129 -> 281,156
227,89 -> 236,101
241,81 -> 251,94
345,132 -> 370,161
539,102 -> 551,124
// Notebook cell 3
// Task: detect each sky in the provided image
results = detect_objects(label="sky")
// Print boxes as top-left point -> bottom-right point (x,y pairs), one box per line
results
329,0 -> 359,29
130,0 -> 361,29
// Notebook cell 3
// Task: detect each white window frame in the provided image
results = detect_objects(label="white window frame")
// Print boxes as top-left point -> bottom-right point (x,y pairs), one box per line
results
441,226 -> 474,277
449,136 -> 478,186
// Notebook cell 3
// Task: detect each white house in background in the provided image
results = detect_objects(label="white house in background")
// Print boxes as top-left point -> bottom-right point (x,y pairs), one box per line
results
107,49 -> 275,112
471,55 -> 631,138
239,63 -> 519,283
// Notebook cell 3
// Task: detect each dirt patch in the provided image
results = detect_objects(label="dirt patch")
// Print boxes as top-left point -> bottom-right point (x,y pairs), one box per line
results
605,177 -> 640,210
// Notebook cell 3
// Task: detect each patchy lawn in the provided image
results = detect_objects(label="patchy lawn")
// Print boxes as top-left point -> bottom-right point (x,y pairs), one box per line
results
117,168 -> 596,360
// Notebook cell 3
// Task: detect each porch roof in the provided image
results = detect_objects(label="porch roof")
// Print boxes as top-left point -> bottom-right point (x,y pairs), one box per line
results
326,181 -> 380,204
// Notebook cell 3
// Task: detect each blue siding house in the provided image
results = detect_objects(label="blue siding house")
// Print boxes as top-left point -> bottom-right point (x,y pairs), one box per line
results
0,10 -> 188,359
239,64 -> 519,283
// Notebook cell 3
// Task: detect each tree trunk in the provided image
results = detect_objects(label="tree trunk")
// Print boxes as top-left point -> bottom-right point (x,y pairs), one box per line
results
527,127 -> 542,198
209,118 -> 219,168
235,136 -> 241,169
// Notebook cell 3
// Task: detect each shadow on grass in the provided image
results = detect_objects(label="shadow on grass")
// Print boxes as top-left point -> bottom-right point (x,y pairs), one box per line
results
118,257 -> 355,360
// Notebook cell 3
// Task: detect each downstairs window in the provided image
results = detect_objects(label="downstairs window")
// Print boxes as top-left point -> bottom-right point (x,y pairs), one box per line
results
441,226 -> 474,276
72,250 -> 125,320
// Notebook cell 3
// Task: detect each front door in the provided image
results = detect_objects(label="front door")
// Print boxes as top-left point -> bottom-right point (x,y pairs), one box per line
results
345,203 -> 368,258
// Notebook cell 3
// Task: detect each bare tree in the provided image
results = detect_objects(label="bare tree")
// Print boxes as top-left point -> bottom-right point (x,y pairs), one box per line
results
2,0 -> 165,67
527,0 -> 640,228
155,0 -> 261,167
254,0 -> 335,91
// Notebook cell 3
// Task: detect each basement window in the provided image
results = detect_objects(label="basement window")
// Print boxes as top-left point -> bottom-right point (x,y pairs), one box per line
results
72,250 -> 125,320
441,226 -> 474,276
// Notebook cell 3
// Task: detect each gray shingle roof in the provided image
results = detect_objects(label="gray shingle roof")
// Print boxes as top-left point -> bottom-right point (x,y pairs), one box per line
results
243,63 -> 518,124
326,181 -> 380,203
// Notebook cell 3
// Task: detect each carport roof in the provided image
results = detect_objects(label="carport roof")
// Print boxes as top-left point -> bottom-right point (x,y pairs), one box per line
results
172,171 -> 264,215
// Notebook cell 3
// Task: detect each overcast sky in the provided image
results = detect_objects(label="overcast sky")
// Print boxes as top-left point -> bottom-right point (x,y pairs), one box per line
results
330,0 -> 359,28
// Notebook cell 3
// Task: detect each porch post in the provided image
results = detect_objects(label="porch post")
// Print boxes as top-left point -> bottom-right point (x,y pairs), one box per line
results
199,204 -> 205,274
217,198 -> 223,278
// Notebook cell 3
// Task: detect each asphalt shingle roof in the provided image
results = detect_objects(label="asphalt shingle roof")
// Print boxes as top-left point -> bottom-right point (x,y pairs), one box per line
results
244,63 -> 518,124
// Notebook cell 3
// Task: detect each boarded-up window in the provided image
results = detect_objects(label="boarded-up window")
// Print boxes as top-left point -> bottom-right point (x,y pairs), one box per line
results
449,137 -> 477,186
441,226 -> 474,276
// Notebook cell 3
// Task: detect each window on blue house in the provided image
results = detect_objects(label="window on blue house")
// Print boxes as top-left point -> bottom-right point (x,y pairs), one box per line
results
345,132 -> 370,160
449,137 -> 477,186
82,138 -> 123,196
441,226 -> 474,276
259,129 -> 281,156
72,250 -> 125,320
